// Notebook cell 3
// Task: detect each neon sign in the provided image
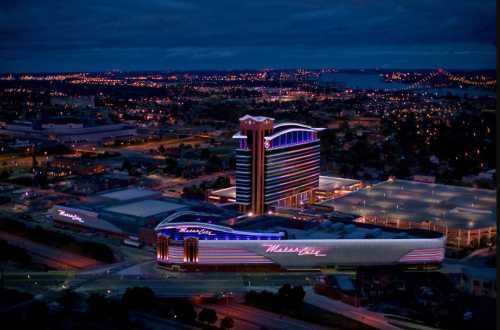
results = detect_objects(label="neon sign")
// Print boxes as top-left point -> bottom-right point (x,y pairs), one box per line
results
178,227 -> 215,236
263,244 -> 326,257
57,209 -> 84,223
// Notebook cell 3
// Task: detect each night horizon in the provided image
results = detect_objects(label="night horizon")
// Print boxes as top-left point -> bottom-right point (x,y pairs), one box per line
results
0,0 -> 496,72
0,1 -> 496,330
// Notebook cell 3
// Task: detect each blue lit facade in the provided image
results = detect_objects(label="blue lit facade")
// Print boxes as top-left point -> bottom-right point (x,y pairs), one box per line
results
156,222 -> 285,241
233,116 -> 324,213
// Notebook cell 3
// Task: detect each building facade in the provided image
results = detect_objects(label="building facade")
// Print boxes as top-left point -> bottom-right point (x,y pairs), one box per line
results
0,121 -> 137,146
233,115 -> 324,215
154,212 -> 446,270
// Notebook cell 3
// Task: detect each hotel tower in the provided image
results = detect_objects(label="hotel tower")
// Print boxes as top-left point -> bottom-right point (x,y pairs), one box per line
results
233,115 -> 324,215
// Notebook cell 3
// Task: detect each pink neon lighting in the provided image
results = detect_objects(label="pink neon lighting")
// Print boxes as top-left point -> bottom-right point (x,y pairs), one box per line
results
398,248 -> 444,263
263,244 -> 327,257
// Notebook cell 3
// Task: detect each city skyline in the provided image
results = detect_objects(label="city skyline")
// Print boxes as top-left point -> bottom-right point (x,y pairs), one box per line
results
0,0 -> 496,72
0,1 -> 496,329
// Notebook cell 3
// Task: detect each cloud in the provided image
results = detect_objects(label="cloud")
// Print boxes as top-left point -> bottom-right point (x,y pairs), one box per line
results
0,0 -> 495,71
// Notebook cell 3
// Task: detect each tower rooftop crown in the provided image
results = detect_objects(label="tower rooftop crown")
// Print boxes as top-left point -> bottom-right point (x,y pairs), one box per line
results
239,115 -> 274,130
239,115 -> 274,123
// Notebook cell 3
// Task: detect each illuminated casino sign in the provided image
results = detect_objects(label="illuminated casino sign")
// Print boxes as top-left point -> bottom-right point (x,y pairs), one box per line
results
178,227 -> 215,236
57,209 -> 84,223
156,222 -> 285,241
263,244 -> 326,257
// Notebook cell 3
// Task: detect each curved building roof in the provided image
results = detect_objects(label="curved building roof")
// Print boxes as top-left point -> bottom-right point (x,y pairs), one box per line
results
232,115 -> 324,141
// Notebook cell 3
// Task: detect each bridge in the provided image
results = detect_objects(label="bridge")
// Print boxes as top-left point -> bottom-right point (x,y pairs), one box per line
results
401,68 -> 496,91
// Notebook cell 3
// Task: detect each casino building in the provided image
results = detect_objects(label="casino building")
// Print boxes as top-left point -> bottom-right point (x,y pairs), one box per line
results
233,115 -> 324,215
155,211 -> 445,271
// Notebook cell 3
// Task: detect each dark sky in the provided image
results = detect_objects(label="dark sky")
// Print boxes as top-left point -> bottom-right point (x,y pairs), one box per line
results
0,0 -> 496,72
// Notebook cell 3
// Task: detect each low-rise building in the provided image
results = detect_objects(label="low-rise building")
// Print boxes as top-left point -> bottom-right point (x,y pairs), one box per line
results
321,179 -> 496,248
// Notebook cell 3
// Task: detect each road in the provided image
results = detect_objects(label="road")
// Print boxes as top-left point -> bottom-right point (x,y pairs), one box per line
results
201,303 -> 331,330
304,287 -> 402,330
3,262 -> 403,330
89,135 -> 210,158
129,311 -> 200,330
0,231 -> 103,270
0,135 -> 209,170
3,266 -> 319,298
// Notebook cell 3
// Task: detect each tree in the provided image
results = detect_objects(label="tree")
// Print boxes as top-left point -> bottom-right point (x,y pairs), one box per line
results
158,144 -> 166,154
0,169 -> 10,180
220,316 -> 235,330
174,302 -> 197,323
211,176 -> 230,189
107,299 -> 129,325
277,284 -> 305,309
57,289 -> 80,311
200,148 -> 211,160
122,287 -> 156,311
205,154 -> 222,173
278,283 -> 292,301
121,158 -> 135,175
33,170 -> 48,188
26,301 -> 49,330
320,129 -> 337,155
87,293 -> 108,318
121,158 -> 132,171
290,285 -> 306,306
182,185 -> 205,200
198,307 -> 218,325
88,293 -> 129,324
164,158 -> 178,174
245,290 -> 258,305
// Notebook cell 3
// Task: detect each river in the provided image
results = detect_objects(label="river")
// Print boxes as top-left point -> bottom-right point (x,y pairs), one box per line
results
319,72 -> 496,98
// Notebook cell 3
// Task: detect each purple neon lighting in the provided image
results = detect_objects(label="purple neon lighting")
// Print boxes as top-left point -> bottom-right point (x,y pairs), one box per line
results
236,130 -> 318,150
398,248 -> 444,263
269,130 -> 318,149
158,246 -> 275,265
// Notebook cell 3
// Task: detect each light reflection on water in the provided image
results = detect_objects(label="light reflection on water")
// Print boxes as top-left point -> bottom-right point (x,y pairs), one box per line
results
319,72 -> 496,98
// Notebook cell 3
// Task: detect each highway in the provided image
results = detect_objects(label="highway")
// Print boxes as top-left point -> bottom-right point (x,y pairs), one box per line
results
2,262 -> 402,330
0,231 -> 103,270
81,135 -> 212,158
3,264 -> 319,297
129,311 -> 200,330
0,134 -> 210,171
201,302 -> 331,330
304,287 -> 402,330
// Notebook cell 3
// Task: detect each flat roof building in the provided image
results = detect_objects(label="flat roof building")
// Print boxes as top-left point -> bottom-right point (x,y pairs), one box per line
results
0,121 -> 137,146
50,186 -> 240,240
49,187 -> 226,243
104,200 -> 185,218
208,176 -> 363,206
99,187 -> 161,202
316,176 -> 363,201
321,179 -> 496,248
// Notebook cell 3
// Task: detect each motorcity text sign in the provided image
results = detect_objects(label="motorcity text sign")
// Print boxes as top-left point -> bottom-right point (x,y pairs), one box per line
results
262,244 -> 326,257
178,227 -> 215,236
57,209 -> 84,223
